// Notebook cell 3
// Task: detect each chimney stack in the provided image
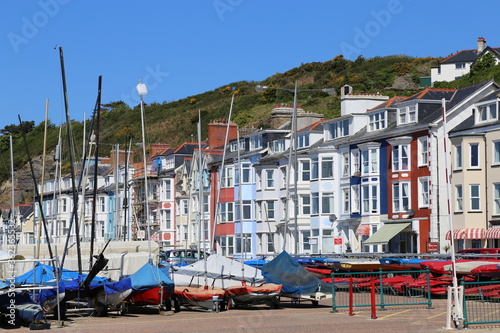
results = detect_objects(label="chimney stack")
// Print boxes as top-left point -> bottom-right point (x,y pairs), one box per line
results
477,37 -> 486,53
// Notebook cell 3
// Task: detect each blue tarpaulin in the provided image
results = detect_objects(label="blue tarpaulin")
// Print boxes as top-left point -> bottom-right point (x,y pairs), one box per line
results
261,251 -> 332,295
15,262 -> 109,285
129,259 -> 174,292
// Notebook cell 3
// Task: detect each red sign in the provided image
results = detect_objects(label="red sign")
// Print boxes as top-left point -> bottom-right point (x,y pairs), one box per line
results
334,238 -> 343,245
426,242 -> 439,253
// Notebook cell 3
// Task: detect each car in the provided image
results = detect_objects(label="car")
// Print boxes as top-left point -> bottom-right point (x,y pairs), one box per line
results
159,249 -> 209,267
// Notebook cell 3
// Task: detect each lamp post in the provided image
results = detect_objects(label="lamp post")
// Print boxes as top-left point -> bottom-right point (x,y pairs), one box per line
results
255,82 -> 335,255
136,79 -> 151,257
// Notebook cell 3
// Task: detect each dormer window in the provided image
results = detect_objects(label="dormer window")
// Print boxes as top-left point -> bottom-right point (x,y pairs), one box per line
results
397,105 -> 417,125
477,103 -> 498,123
297,134 -> 310,148
249,136 -> 262,150
368,111 -> 386,131
328,119 -> 349,139
269,139 -> 285,153
230,141 -> 238,152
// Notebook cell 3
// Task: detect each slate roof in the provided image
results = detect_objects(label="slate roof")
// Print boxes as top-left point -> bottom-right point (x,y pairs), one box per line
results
441,47 -> 500,64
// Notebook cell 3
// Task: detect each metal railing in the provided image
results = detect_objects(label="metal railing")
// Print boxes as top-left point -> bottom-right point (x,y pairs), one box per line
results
331,269 -> 433,312
461,280 -> 500,328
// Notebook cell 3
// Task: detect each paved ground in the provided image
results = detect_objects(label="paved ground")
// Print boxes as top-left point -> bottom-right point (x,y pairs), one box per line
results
4,297 -> 500,332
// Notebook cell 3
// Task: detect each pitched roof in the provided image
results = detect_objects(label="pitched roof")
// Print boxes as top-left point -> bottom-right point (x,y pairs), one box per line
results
441,47 -> 500,64
367,96 -> 408,112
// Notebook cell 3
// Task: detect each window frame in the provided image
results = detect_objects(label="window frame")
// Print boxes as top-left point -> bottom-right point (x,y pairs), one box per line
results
469,143 -> 480,169
470,184 -> 481,211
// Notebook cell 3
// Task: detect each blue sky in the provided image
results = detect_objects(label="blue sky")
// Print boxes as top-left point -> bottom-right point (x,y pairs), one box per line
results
1,0 -> 499,131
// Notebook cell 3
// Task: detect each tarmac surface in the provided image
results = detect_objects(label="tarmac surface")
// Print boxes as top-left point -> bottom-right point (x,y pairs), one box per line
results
4,297 -> 500,333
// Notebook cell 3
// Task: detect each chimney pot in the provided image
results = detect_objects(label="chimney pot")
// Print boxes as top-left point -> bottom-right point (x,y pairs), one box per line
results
477,37 -> 486,53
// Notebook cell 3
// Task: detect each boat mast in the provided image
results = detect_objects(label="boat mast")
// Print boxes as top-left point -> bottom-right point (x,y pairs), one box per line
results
236,127 -> 245,280
58,46 -> 82,274
210,93 -> 235,250
9,136 -> 15,251
18,115 -> 54,260
89,75 -> 102,270
197,111 -> 208,287
36,99 -> 49,258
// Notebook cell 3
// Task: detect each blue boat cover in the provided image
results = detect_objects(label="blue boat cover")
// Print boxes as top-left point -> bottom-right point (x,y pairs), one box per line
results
261,251 -> 332,295
129,259 -> 174,292
104,277 -> 132,296
15,262 -> 109,285
0,292 -> 43,323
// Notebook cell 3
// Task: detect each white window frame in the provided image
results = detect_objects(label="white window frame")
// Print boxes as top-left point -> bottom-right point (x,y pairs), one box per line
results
494,183 -> 500,215
455,144 -> 462,170
220,202 -> 234,222
418,177 -> 430,208
455,185 -> 463,212
469,143 -> 480,168
360,147 -> 379,176
418,136 -> 428,167
477,103 -> 498,123
351,185 -> 360,213
342,187 -> 350,214
493,141 -> 500,165
321,192 -> 335,214
361,184 -> 379,214
342,152 -> 350,177
397,104 -> 417,125
242,163 -> 251,184
300,195 -> 311,216
392,144 -> 410,172
470,184 -> 481,211
368,111 -> 386,131
242,200 -> 252,220
265,200 -> 275,220
351,149 -> 360,176
265,170 -> 274,189
311,158 -> 319,180
222,166 -> 234,187
311,192 -> 319,215
321,157 -> 334,179
300,160 -> 311,181
393,181 -> 410,213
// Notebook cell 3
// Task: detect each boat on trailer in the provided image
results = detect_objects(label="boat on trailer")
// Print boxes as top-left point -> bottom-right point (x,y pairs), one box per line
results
125,259 -> 175,313
225,281 -> 282,309
173,285 -> 226,312
261,251 -> 332,306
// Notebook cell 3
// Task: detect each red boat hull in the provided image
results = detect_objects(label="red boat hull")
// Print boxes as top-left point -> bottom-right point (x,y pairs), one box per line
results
129,287 -> 170,306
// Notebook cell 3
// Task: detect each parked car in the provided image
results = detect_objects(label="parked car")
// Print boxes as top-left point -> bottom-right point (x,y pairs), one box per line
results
456,248 -> 500,260
159,249 -> 209,267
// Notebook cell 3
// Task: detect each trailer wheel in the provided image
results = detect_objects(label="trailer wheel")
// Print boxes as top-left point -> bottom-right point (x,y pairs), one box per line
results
311,300 -> 319,307
171,296 -> 181,313
94,301 -> 108,317
270,296 -> 280,309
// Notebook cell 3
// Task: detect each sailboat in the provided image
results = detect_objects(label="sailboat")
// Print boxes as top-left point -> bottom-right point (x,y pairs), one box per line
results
173,113 -> 227,312
124,259 -> 175,313
261,251 -> 333,306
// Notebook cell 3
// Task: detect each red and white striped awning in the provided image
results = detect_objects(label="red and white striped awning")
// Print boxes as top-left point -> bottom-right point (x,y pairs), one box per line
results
355,224 -> 370,236
445,228 -> 486,240
485,228 -> 500,239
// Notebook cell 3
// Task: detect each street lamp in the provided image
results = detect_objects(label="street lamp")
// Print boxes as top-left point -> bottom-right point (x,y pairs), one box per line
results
255,82 -> 335,255
136,79 -> 151,257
